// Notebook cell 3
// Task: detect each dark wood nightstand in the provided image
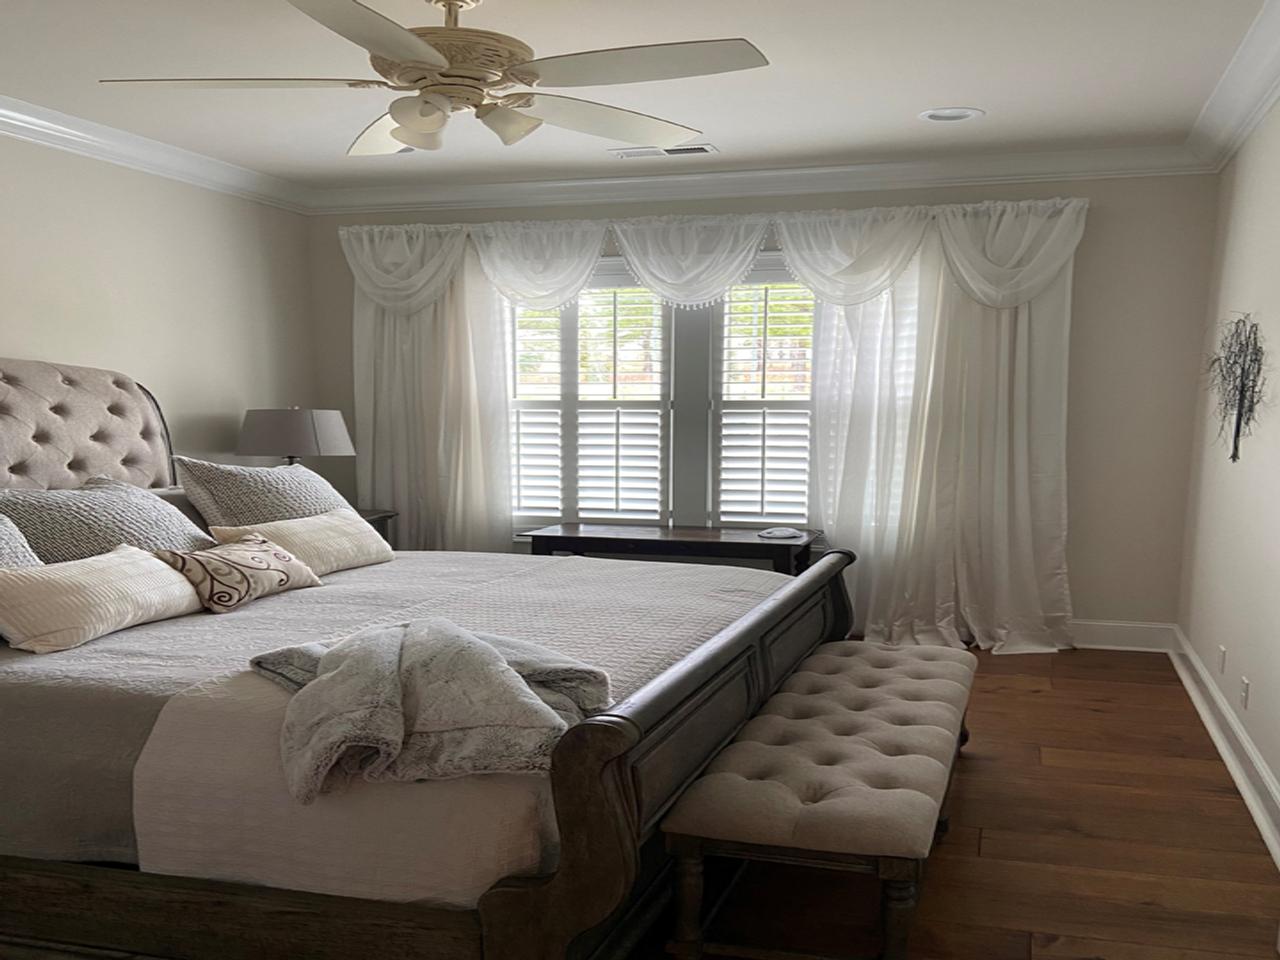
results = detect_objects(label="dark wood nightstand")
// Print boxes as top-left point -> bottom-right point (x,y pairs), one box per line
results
358,508 -> 398,546
525,523 -> 820,575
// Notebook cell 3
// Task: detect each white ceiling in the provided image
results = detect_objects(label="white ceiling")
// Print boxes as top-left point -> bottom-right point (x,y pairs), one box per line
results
0,0 -> 1266,190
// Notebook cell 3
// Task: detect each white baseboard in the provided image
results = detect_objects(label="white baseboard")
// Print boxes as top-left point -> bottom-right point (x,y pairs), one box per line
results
1170,626 -> 1280,873
1069,619 -> 1179,652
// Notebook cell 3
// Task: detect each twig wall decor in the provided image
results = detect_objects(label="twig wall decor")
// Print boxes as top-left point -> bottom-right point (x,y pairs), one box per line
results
1208,313 -> 1266,462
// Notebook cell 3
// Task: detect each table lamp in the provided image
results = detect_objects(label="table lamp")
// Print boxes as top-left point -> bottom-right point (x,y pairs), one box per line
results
236,408 -> 355,465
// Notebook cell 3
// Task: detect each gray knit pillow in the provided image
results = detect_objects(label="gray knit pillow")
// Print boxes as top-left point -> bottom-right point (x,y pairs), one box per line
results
0,516 -> 41,568
173,456 -> 350,527
0,478 -> 215,564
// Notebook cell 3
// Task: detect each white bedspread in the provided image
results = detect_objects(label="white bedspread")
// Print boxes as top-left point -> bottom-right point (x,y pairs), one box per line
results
133,552 -> 787,905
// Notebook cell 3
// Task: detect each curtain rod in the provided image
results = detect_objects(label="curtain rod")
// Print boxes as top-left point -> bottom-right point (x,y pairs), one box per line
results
337,197 -> 1088,236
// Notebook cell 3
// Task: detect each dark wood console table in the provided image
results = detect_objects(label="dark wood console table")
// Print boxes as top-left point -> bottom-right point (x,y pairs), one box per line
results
358,508 -> 397,545
525,523 -> 819,575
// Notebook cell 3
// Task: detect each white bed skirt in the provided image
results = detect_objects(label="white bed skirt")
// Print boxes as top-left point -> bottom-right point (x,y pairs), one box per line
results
135,669 -> 555,906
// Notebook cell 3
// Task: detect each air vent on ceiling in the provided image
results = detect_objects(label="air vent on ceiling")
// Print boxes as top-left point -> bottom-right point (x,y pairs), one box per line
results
609,143 -> 719,159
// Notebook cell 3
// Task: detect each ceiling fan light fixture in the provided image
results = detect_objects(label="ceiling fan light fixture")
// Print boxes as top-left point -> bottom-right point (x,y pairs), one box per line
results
389,93 -> 451,132
476,103 -> 543,145
391,125 -> 444,150
919,106 -> 986,123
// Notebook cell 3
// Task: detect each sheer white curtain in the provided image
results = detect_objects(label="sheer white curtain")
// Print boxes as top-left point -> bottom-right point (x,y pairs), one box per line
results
340,225 -> 511,552
791,198 -> 1088,653
613,215 -> 771,307
338,201 -> 1086,648
471,219 -> 608,310
932,200 -> 1083,652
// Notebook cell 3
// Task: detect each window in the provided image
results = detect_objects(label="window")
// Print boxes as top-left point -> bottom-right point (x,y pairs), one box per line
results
715,283 -> 815,524
510,305 -> 562,517
510,259 -> 815,529
576,288 -> 667,519
511,286 -> 669,523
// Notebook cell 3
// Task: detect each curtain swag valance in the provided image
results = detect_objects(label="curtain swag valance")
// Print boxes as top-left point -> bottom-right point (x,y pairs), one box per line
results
338,198 -> 1088,315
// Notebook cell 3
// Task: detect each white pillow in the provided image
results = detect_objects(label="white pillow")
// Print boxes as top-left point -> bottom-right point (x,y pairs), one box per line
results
0,545 -> 202,654
210,508 -> 393,577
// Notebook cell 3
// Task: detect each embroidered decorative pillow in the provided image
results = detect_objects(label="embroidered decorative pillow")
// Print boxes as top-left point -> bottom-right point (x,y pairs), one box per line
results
0,477 -> 215,564
0,545 -> 202,654
211,508 -> 393,577
154,534 -> 321,614
172,456 -> 351,527
0,516 -> 41,568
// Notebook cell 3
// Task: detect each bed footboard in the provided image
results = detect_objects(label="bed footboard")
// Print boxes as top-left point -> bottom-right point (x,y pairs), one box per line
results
0,552 -> 853,960
479,550 -> 855,960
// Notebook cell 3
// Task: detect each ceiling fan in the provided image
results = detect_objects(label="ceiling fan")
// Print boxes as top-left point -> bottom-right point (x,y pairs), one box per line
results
101,0 -> 768,155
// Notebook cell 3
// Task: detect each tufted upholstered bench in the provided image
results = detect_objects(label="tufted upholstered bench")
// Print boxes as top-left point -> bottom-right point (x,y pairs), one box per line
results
661,640 -> 977,960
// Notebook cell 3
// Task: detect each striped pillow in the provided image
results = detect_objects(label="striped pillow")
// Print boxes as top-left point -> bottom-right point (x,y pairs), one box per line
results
0,545 -> 202,654
210,508 -> 393,577
0,516 -> 41,569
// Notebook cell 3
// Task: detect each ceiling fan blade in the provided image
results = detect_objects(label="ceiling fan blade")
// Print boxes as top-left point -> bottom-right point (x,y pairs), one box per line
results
287,0 -> 448,69
391,125 -> 445,151
505,94 -> 698,149
508,38 -> 767,88
100,77 -> 392,89
348,112 -> 410,156
476,104 -> 543,145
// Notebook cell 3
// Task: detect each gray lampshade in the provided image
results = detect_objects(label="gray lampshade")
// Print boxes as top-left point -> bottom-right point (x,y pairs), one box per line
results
236,408 -> 356,459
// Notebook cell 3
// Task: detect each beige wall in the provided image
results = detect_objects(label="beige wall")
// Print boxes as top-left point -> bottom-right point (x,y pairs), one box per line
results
0,135 -> 317,464
1181,99 -> 1280,771
1,124 -> 1221,628
309,174 -> 1219,625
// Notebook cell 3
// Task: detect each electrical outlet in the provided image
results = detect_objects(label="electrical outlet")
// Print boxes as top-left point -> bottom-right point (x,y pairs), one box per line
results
1241,676 -> 1251,710
1218,645 -> 1228,674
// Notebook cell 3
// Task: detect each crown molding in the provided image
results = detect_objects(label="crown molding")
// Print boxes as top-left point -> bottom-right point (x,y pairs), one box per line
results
6,0 -> 1280,219
302,144 -> 1211,214
1188,0 -> 1280,169
0,94 -> 314,214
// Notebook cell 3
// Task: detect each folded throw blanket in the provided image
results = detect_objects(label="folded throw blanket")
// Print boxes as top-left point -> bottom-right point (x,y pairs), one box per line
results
250,617 -> 611,803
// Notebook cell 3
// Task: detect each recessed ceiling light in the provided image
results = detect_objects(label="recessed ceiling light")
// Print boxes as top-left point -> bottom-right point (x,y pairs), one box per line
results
919,107 -> 986,123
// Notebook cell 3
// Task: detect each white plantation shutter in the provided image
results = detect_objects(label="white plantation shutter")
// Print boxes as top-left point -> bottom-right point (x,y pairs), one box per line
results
578,407 -> 665,519
511,407 -> 561,516
511,305 -> 561,399
510,304 -> 564,518
578,288 -> 665,400
719,406 -> 812,523
510,287 -> 669,525
576,287 -> 667,521
716,283 -> 816,525
512,271 -> 817,529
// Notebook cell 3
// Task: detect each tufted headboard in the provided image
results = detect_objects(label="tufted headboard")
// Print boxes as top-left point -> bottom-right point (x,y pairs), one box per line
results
0,358 -> 174,490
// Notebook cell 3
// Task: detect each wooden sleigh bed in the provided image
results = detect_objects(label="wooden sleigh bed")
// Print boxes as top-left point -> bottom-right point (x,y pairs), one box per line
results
0,357 -> 855,960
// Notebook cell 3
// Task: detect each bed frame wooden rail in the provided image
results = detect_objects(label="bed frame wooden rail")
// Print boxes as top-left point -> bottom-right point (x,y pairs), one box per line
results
0,550 -> 855,960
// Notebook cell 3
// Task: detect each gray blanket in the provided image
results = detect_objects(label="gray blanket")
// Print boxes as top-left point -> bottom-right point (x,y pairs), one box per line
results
251,617 -> 611,803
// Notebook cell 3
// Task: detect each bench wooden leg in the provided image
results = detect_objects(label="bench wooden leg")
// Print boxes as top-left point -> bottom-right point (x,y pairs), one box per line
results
877,859 -> 921,960
668,849 -> 705,959
880,879 -> 918,960
933,811 -> 950,842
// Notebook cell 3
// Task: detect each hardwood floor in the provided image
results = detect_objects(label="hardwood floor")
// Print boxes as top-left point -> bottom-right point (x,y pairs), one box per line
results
647,648 -> 1280,960
0,938 -> 145,959
4,649 -> 1278,960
